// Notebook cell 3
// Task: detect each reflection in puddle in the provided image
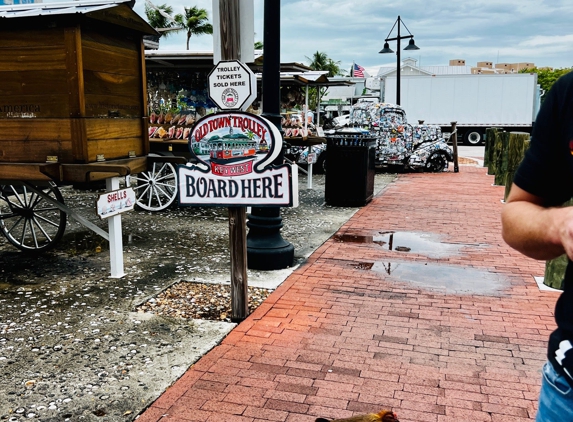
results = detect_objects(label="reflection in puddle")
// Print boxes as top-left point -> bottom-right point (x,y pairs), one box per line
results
336,233 -> 373,243
371,260 -> 507,295
336,231 -> 463,259
374,231 -> 461,258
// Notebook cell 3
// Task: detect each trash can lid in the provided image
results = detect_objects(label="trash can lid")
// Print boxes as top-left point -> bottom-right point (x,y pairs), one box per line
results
335,128 -> 370,135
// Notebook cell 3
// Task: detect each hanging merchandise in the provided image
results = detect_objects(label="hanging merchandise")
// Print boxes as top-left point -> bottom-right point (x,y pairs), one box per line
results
147,69 -> 216,141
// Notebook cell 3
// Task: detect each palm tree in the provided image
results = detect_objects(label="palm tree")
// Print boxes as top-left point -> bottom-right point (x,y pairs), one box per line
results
174,6 -> 213,50
306,51 -> 327,71
305,51 -> 343,77
305,51 -> 343,109
144,3 -> 179,37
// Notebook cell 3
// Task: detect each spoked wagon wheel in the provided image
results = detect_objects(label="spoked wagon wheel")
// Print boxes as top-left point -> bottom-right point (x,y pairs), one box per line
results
129,161 -> 177,211
0,182 -> 66,252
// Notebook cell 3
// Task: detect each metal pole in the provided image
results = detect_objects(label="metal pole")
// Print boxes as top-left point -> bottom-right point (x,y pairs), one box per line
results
304,85 -> 309,131
246,0 -> 294,270
396,16 -> 401,106
305,84 -> 313,188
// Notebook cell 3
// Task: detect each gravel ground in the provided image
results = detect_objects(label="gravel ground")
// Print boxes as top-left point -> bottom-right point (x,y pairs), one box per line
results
0,170 -> 396,421
135,282 -> 272,321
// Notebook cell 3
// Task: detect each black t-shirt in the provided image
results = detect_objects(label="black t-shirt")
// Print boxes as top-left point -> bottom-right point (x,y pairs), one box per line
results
513,71 -> 573,385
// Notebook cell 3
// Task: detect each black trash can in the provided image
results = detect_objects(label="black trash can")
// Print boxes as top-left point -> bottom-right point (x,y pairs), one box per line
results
325,134 -> 376,206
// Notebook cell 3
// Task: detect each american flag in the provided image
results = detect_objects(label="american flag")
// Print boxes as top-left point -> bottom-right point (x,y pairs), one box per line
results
353,63 -> 366,77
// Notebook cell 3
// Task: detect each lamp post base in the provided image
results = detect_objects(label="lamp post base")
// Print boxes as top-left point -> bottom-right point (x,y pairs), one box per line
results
246,207 -> 294,270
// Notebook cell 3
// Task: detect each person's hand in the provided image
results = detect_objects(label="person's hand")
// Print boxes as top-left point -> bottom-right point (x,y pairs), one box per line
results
556,206 -> 573,260
502,184 -> 569,261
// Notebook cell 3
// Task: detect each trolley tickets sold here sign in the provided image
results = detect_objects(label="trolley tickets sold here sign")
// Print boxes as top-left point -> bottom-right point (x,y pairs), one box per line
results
178,111 -> 298,207
208,60 -> 256,111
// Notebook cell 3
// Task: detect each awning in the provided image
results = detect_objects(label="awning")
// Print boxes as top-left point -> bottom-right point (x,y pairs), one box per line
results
0,0 -> 123,18
0,0 -> 157,35
256,71 -> 355,87
145,50 -> 313,73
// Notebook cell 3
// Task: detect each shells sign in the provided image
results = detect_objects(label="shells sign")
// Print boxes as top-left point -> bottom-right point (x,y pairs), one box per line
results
96,187 -> 136,219
177,111 -> 299,207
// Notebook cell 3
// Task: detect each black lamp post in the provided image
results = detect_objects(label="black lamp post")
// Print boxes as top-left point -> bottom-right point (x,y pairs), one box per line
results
379,15 -> 419,105
246,0 -> 295,270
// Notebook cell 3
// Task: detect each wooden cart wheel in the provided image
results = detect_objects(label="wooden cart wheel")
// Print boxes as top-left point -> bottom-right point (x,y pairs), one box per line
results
129,161 -> 178,211
0,182 -> 66,252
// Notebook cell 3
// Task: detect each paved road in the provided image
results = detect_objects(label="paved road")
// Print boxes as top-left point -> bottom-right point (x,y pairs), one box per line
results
457,145 -> 485,161
458,145 -> 485,157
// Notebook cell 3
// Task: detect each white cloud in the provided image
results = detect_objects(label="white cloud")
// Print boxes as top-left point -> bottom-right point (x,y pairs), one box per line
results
40,0 -> 573,70
520,33 -> 573,48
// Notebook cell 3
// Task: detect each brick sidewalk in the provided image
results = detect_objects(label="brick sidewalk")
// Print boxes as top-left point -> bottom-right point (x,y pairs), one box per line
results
137,166 -> 557,422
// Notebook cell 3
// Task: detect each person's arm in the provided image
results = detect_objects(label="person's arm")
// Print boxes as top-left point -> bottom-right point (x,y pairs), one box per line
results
502,184 -> 573,261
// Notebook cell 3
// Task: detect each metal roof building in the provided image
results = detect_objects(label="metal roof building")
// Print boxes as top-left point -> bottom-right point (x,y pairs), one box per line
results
0,0 -> 41,5
0,0 -> 142,17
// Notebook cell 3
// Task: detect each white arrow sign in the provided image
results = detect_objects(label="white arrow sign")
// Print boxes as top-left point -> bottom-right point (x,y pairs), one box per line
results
96,187 -> 136,219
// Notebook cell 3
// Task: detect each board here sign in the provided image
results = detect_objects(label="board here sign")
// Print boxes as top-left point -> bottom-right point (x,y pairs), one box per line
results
178,111 -> 298,208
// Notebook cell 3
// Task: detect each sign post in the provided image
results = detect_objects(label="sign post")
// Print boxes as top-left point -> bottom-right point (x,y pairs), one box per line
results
190,0 -> 279,322
184,0 -> 297,321
105,177 -> 128,278
216,0 -> 249,322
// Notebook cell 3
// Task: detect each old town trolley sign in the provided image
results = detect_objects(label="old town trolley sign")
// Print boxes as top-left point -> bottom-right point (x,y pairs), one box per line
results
177,111 -> 298,207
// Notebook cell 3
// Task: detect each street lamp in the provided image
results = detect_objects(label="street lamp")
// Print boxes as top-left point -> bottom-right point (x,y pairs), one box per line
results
379,15 -> 419,105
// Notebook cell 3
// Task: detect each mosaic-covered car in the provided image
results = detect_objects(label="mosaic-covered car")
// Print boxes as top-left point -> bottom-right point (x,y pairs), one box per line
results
349,102 -> 453,172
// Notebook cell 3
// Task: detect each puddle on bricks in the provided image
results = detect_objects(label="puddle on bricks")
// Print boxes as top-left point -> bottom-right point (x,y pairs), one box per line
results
335,230 -> 464,259
336,231 -> 505,295
371,260 -> 508,295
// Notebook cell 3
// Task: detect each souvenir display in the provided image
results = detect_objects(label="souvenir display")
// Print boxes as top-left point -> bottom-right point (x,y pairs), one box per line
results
146,70 -> 216,142
282,112 -> 321,140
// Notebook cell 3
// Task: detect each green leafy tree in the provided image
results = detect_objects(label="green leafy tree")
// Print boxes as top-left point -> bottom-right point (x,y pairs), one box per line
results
305,51 -> 343,110
306,51 -> 342,77
520,67 -> 572,101
144,3 -> 179,37
174,6 -> 213,50
254,41 -> 264,50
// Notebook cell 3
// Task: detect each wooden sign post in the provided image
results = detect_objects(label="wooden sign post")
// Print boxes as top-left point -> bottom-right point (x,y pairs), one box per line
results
178,1 -> 297,321
218,0 -> 248,321
450,122 -> 459,173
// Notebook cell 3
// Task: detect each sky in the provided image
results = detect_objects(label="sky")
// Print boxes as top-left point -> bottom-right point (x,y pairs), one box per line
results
131,0 -> 573,75
37,0 -> 572,75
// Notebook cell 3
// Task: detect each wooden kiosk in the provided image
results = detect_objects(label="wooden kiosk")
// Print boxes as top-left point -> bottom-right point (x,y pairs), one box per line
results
0,0 -> 157,178
0,0 -> 180,271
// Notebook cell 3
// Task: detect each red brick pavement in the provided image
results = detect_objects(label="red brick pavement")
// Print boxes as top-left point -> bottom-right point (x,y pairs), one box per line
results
137,166 -> 558,422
